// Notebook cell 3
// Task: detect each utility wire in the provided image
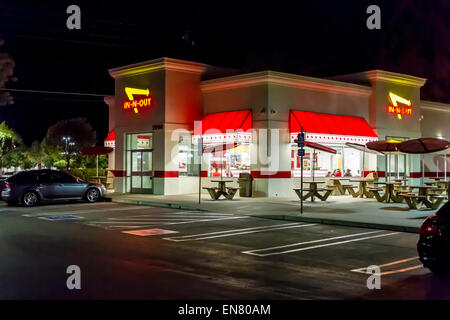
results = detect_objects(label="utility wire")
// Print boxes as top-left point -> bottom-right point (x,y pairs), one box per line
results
0,88 -> 109,97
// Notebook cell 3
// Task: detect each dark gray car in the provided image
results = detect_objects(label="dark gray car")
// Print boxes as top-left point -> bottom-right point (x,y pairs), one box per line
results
1,169 -> 106,207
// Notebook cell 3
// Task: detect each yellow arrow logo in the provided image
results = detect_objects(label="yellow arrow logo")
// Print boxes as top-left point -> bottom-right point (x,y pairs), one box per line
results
125,87 -> 150,100
389,92 -> 411,119
124,87 -> 151,113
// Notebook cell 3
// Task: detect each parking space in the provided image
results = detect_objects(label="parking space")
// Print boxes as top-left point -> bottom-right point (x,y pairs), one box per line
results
1,200 -> 443,299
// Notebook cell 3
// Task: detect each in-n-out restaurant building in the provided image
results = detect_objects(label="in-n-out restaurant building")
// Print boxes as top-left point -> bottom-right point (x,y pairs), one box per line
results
104,57 -> 449,197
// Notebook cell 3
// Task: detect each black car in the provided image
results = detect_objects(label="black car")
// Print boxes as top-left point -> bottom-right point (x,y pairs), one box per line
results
1,169 -> 106,207
417,201 -> 450,274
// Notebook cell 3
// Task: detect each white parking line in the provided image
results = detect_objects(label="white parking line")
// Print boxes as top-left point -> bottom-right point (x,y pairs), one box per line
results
351,256 -> 423,276
0,202 -> 118,213
21,205 -> 154,217
243,231 -> 399,256
108,217 -> 202,221
164,223 -> 317,242
85,216 -> 249,228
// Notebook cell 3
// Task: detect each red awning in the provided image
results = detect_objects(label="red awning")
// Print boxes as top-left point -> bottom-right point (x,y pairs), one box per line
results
105,130 -> 115,141
290,110 -> 377,137
199,110 -> 252,134
305,141 -> 337,154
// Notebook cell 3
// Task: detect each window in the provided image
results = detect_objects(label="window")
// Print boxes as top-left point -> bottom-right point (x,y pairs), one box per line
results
205,143 -> 250,178
178,134 -> 198,177
52,171 -> 77,183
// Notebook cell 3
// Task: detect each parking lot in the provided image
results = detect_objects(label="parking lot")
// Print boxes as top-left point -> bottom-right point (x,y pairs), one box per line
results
1,201 -> 449,299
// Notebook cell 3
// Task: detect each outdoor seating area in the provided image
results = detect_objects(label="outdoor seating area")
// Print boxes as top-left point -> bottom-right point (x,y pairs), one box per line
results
290,137 -> 449,212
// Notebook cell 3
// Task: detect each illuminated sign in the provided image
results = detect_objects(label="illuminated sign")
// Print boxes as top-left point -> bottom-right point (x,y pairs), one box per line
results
123,87 -> 151,113
388,92 -> 412,119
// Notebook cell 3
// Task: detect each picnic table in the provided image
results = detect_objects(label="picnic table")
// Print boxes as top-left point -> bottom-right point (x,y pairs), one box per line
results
410,185 -> 438,197
327,178 -> 351,195
346,179 -> 375,198
293,181 -> 333,202
396,185 -> 446,210
203,180 -> 239,200
430,180 -> 449,194
369,182 -> 403,203
394,178 -> 409,186
89,176 -> 107,184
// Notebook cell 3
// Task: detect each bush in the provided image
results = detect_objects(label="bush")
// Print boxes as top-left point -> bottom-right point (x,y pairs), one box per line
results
69,168 -> 107,181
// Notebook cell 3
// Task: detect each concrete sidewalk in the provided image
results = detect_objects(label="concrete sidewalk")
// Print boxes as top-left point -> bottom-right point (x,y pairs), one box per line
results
108,193 -> 443,233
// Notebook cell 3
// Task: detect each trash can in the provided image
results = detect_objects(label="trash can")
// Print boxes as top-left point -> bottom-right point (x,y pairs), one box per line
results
238,172 -> 253,197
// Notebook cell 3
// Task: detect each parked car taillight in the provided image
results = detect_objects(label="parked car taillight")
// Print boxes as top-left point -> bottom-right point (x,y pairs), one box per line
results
4,182 -> 10,189
420,218 -> 440,237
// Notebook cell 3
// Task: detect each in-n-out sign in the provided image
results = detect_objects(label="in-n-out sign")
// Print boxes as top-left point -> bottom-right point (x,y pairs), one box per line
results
388,92 -> 412,119
123,87 -> 151,113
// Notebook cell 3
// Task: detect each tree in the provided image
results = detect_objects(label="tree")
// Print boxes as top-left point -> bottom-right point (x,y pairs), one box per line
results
0,39 -> 16,106
2,147 -> 33,170
44,118 -> 97,170
27,140 -> 46,169
0,121 -> 22,171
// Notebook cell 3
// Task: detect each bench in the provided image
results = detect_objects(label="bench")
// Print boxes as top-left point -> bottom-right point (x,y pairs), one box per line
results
202,187 -> 220,200
293,188 -> 333,202
104,170 -> 115,190
368,187 -> 385,202
427,195 -> 446,209
225,187 -> 240,200
342,184 -> 358,197
399,193 -> 426,210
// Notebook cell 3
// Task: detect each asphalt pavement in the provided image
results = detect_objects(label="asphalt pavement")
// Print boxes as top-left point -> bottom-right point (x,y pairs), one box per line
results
0,201 -> 449,300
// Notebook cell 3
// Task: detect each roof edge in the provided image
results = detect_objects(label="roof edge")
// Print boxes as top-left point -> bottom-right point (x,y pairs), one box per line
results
201,70 -> 371,96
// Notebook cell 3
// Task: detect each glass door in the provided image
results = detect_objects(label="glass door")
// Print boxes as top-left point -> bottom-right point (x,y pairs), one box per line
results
130,149 -> 153,193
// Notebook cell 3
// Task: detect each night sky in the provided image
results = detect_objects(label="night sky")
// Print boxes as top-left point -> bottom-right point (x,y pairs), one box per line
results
0,0 -> 448,145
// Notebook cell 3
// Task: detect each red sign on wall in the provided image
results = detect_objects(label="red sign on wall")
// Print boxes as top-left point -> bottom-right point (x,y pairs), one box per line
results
123,87 -> 151,114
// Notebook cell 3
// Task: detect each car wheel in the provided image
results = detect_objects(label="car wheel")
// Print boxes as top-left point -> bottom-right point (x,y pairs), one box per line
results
86,187 -> 100,203
22,191 -> 39,207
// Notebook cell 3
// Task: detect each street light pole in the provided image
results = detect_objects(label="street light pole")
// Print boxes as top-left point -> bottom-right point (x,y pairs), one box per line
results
62,136 -> 72,171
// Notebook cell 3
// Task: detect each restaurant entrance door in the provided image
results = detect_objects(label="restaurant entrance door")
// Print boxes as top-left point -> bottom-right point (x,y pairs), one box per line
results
125,133 -> 153,194
129,149 -> 153,194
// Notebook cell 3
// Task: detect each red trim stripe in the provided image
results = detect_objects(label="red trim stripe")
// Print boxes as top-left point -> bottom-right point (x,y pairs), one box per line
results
410,172 -> 450,178
110,170 -> 126,177
250,171 -> 291,178
154,171 -> 179,178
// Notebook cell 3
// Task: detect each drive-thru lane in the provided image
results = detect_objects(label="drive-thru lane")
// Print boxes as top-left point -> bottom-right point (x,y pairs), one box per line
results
0,201 -> 448,299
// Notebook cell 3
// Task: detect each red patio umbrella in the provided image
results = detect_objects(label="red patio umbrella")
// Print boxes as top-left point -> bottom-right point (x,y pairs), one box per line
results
396,138 -> 449,154
397,138 -> 449,184
366,140 -> 399,153
80,146 -> 114,156
80,146 -> 114,177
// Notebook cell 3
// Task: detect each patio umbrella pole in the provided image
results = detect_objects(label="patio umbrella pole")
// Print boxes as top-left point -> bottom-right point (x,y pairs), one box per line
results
362,146 -> 365,178
437,159 -> 439,178
312,150 -> 315,182
421,153 -> 424,185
